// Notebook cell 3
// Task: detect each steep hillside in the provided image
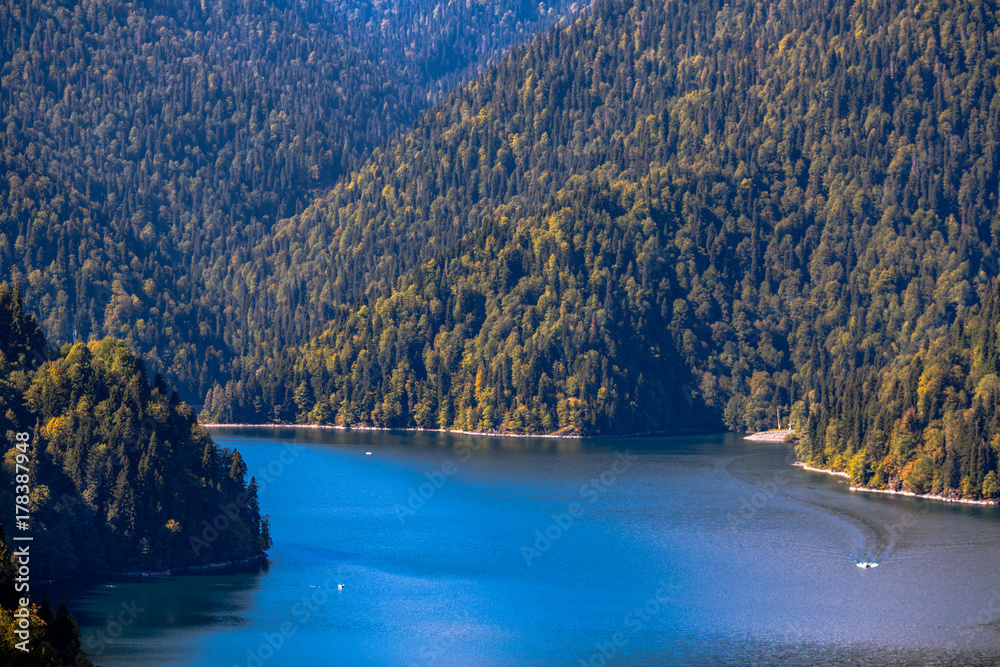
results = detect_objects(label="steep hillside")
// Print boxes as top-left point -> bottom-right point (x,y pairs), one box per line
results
0,0 -> 575,398
206,0 -> 1000,498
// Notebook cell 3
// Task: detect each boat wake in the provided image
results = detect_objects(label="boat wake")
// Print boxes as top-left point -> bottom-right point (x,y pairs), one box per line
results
723,451 -> 901,568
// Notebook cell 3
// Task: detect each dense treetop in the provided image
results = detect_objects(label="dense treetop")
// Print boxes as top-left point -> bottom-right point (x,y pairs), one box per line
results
206,0 -> 1000,499
0,0 -> 576,397
4,0 -> 1000,501
0,283 -> 270,582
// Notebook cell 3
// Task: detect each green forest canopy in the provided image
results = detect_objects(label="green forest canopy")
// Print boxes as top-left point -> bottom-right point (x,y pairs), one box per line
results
0,283 -> 271,583
206,0 -> 1000,500
3,0 -> 1000,502
0,0 -> 577,396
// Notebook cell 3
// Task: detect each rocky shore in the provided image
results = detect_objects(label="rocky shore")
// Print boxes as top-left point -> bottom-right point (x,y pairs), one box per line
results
793,464 -> 999,506
744,429 -> 794,442
107,553 -> 270,580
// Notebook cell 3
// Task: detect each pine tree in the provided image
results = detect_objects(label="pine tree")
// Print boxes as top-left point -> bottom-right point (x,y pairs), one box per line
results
108,468 -> 138,543
201,442 -> 217,484
228,451 -> 247,488
246,476 -> 268,551
48,601 -> 90,666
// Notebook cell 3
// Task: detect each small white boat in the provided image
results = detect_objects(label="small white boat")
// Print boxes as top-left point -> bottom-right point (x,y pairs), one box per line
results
366,451 -> 372,455
857,562 -> 878,569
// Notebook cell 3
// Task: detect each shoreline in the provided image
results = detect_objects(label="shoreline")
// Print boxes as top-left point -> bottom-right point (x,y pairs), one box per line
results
744,429 -> 794,442
793,464 -> 999,506
38,553 -> 269,587
203,422 -> 584,439
792,462 -> 851,478
107,553 -> 270,579
205,423 -> 998,507
202,422 -> 720,439
847,485 -> 999,506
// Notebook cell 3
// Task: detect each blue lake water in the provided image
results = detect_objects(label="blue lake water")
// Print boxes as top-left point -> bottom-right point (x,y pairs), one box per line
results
50,429 -> 1000,665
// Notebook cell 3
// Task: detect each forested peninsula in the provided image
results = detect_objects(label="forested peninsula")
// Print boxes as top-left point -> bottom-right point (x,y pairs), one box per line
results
0,283 -> 271,585
1,279 -> 277,663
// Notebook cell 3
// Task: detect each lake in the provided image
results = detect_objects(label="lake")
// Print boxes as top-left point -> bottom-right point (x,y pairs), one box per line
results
47,429 -> 1000,666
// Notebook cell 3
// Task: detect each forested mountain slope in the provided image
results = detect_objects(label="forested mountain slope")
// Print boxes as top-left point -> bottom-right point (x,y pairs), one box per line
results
0,283 -> 270,581
0,0 -> 575,398
206,0 -> 1000,499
